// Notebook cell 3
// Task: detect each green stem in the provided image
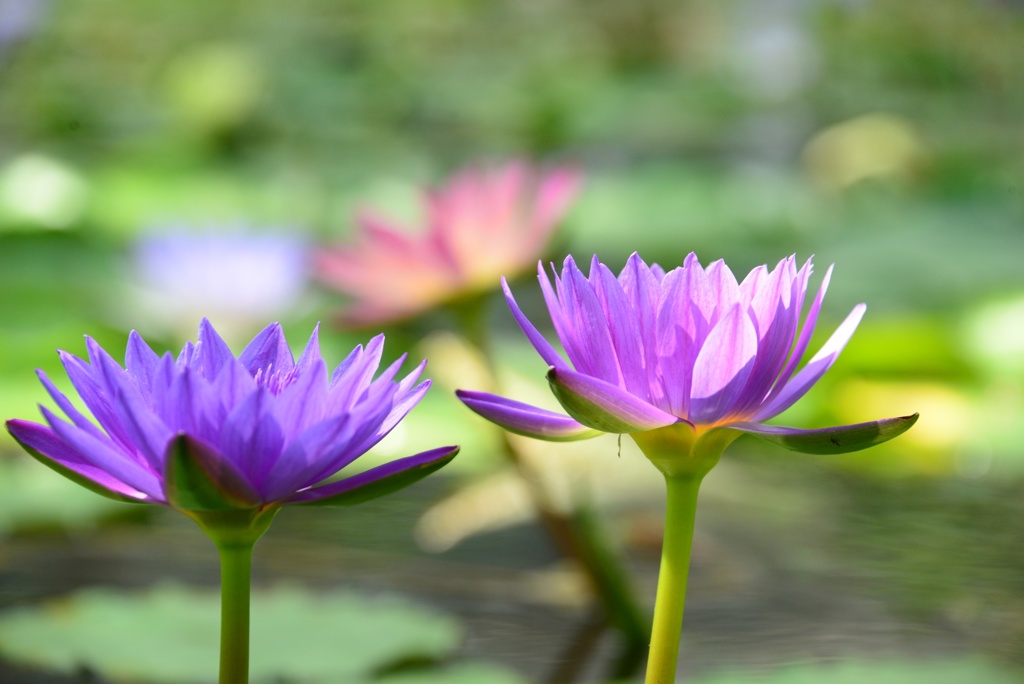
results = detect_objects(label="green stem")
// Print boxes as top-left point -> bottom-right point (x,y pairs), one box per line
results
187,508 -> 277,684
646,474 -> 703,684
217,541 -> 254,684
450,294 -> 650,678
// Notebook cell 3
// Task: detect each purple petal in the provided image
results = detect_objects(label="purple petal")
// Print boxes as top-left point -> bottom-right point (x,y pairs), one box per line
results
295,323 -> 323,373
744,256 -> 791,334
355,379 -> 432,453
176,340 -> 196,367
328,335 -> 385,411
196,318 -> 236,379
329,340 -> 363,384
372,353 -> 408,388
456,389 -> 601,441
547,366 -> 680,433
501,276 -> 564,369
81,340 -> 174,471
664,253 -> 706,340
125,331 -> 161,397
700,258 -> 741,325
111,383 -> 173,472
85,336 -> 126,394
218,386 -> 285,492
238,322 -> 293,375
41,407 -> 164,500
590,259 -> 646,398
689,303 -> 759,423
263,412 -> 356,499
657,260 -> 708,415
738,263 -> 769,308
265,383 -> 399,500
160,366 -> 225,445
154,351 -> 178,395
655,322 -> 695,417
755,303 -> 866,421
727,413 -> 919,454
560,257 -> 620,384
284,445 -> 459,506
539,262 -> 585,369
265,373 -> 401,497
210,356 -> 257,413
396,358 -> 427,395
618,253 -> 662,397
765,263 -> 832,404
6,420 -> 151,502
551,258 -> 596,372
659,257 -> 704,338
731,297 -> 797,416
273,359 -> 329,440
37,369 -> 105,438
60,350 -> 135,452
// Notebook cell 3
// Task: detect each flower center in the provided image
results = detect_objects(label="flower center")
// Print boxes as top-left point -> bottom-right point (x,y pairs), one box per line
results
252,364 -> 300,395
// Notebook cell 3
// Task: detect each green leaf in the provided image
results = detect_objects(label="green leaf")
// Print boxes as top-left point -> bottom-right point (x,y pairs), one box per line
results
377,662 -> 529,684
0,584 -> 463,683
163,434 -> 260,511
692,658 -> 1023,684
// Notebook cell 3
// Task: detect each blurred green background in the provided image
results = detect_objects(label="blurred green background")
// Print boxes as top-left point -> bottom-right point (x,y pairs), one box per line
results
0,0 -> 1022,682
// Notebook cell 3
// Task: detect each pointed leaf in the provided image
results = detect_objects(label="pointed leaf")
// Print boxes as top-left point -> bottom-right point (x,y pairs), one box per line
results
288,446 -> 458,506
729,414 -> 919,455
163,434 -> 261,511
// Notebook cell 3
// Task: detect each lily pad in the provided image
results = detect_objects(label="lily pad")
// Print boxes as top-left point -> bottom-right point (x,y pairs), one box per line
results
692,658 -> 1024,684
376,662 -> 528,684
0,584 -> 463,683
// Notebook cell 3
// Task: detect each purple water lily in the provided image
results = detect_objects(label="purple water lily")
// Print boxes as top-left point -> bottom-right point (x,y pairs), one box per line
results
457,252 -> 915,682
7,319 -> 457,512
7,319 -> 457,683
458,252 -> 916,467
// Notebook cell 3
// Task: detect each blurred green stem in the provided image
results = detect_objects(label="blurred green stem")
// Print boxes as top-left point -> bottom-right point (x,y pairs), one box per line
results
217,540 -> 253,684
452,294 -> 649,680
645,474 -> 702,684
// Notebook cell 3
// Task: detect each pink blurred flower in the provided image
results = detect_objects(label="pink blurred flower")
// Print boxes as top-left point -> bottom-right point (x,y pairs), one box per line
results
316,161 -> 582,327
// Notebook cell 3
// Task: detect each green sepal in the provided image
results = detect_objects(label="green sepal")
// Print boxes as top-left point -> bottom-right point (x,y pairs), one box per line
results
186,506 -> 279,549
547,369 -> 664,434
292,447 -> 459,507
731,413 -> 920,455
631,422 -> 739,478
163,433 -> 261,511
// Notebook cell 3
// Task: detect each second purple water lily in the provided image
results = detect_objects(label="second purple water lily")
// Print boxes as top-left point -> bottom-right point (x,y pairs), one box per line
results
457,252 -> 917,683
459,252 -> 916,465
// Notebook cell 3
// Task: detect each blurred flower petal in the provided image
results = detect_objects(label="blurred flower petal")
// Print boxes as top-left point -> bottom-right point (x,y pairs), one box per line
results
317,161 -> 582,327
